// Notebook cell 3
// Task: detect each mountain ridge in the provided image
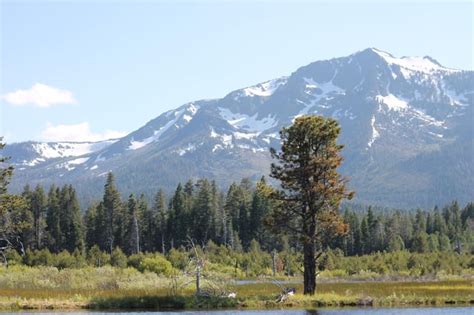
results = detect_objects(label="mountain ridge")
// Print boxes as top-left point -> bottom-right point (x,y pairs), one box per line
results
4,48 -> 473,208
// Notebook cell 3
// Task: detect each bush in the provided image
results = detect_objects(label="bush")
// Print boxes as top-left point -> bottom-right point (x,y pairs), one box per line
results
55,250 -> 76,269
23,249 -> 55,266
87,245 -> 110,267
167,248 -> 189,270
139,255 -> 174,276
111,248 -> 127,268
4,248 -> 22,266
127,253 -> 145,269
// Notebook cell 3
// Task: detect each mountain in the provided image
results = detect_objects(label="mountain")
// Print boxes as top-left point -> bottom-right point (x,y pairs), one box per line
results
4,48 -> 473,208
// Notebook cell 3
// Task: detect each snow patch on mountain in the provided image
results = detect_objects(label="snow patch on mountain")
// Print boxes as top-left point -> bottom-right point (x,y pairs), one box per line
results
242,77 -> 288,97
368,116 -> 380,148
371,48 -> 459,77
210,128 -> 233,148
128,107 -> 191,150
176,143 -> 197,156
411,109 -> 445,128
54,157 -> 89,171
294,78 -> 345,119
14,140 -> 116,167
303,77 -> 345,97
444,88 -> 469,106
376,94 -> 408,111
21,157 -> 46,166
233,131 -> 259,140
32,141 -> 114,159
218,108 -> 278,133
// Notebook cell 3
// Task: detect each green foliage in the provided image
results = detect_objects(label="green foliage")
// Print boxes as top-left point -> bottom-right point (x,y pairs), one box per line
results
138,255 -> 174,276
55,250 -> 76,269
0,137 -> 14,195
23,248 -> 54,266
4,248 -> 22,265
268,115 -> 354,294
87,245 -> 110,267
0,168 -> 472,277
166,248 -> 189,270
127,252 -> 146,269
111,247 -> 127,268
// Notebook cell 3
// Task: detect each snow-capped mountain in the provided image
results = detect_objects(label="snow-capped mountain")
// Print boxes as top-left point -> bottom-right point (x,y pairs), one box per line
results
5,140 -> 117,169
4,48 -> 473,208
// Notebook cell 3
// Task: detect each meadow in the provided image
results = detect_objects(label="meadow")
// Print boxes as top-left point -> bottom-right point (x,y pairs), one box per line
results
0,265 -> 472,311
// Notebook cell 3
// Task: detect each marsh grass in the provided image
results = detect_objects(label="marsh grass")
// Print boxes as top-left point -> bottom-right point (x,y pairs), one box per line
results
0,266 -> 472,310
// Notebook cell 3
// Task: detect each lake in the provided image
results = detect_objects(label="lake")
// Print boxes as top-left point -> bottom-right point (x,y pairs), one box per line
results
2,307 -> 472,315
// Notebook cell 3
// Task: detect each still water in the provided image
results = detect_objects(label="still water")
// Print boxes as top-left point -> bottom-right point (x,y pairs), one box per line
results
2,307 -> 472,315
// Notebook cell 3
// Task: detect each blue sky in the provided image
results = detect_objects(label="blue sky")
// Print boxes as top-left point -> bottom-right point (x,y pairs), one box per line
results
1,1 -> 472,143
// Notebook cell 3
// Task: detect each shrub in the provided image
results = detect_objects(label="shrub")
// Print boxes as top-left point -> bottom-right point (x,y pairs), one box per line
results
139,255 -> 174,276
23,249 -> 55,266
127,252 -> 145,269
4,248 -> 22,266
167,248 -> 189,270
87,245 -> 110,267
111,247 -> 127,268
55,250 -> 76,269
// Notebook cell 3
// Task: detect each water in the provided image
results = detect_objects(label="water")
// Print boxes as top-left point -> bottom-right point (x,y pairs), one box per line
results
2,307 -> 472,315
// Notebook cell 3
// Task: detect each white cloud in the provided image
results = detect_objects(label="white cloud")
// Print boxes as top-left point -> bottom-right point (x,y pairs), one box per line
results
2,83 -> 77,108
40,122 -> 126,142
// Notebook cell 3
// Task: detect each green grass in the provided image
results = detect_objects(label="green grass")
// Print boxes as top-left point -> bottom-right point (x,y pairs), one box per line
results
0,265 -> 472,310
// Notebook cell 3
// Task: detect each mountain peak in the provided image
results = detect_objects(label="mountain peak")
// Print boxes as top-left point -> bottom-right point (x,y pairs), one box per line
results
359,47 -> 457,74
6,49 -> 472,208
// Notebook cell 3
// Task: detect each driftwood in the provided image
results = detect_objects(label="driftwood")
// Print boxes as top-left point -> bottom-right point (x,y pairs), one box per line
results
276,287 -> 296,303
271,280 -> 297,303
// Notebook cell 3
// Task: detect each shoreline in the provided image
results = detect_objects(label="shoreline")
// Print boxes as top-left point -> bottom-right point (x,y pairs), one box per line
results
1,279 -> 472,311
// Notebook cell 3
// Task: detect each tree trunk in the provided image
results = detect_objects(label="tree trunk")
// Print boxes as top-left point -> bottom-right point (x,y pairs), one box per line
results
303,241 -> 316,295
196,264 -> 201,295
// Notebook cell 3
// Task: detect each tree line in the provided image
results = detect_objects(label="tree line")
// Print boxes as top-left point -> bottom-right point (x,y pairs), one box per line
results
2,172 -> 472,258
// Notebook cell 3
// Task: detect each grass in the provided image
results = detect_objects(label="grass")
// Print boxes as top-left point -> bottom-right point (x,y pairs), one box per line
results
0,265 -> 472,311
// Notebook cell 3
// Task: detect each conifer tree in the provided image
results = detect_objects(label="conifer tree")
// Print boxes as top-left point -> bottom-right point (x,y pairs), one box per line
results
126,194 -> 140,255
84,203 -> 98,249
169,183 -> 187,247
191,179 -> 213,244
60,185 -> 83,252
46,186 -> 61,252
30,185 -> 46,249
139,193 -> 155,252
249,177 -> 272,248
0,137 -> 13,195
154,189 -> 167,253
102,173 -> 122,253
267,115 -> 353,295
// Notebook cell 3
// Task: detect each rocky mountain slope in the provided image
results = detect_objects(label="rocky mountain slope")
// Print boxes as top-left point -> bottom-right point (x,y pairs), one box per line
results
4,48 -> 473,208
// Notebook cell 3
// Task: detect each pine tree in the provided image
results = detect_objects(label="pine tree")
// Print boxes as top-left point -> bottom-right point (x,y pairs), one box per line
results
30,185 -> 46,250
224,183 -> 240,235
59,185 -> 83,252
46,185 -> 61,252
94,202 -> 109,251
191,179 -> 213,245
0,137 -> 14,195
84,203 -> 98,249
125,194 -> 140,255
139,193 -> 155,252
102,173 -> 122,253
360,217 -> 370,254
267,115 -> 353,295
154,189 -> 167,253
249,177 -> 272,248
169,183 -> 187,247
